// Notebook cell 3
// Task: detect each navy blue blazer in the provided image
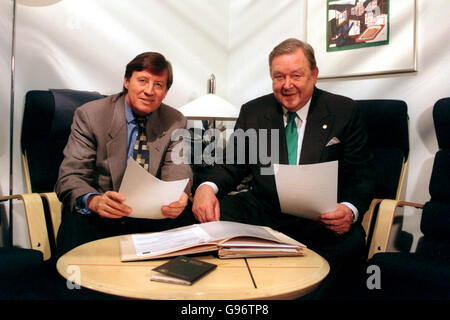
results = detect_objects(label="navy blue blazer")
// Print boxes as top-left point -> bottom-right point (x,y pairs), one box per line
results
202,87 -> 375,220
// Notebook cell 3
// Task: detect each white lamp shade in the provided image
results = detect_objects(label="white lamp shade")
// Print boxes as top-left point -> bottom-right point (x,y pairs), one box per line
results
178,94 -> 239,120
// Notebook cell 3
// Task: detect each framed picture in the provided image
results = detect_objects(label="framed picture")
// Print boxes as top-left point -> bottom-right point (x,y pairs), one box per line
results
306,0 -> 417,79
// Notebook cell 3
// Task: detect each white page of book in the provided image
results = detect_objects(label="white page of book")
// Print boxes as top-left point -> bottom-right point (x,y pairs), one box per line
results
198,221 -> 278,243
132,225 -> 212,257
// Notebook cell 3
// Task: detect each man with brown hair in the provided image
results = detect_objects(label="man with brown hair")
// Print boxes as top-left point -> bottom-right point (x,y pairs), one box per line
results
56,52 -> 194,256
193,38 -> 375,298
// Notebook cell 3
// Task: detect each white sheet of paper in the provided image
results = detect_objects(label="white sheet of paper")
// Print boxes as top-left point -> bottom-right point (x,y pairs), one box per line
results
118,158 -> 189,219
273,161 -> 338,220
132,225 -> 211,256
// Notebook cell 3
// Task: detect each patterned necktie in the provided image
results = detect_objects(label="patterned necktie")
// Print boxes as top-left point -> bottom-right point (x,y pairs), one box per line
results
133,117 -> 150,171
285,111 -> 298,165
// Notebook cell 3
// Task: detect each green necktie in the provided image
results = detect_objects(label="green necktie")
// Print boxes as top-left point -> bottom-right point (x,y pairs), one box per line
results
285,111 -> 298,165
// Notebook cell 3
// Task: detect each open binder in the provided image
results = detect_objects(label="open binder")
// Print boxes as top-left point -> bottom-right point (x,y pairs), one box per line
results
119,221 -> 306,261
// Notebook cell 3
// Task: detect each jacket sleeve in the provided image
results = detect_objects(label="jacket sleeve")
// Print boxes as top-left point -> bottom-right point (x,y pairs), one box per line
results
338,103 -> 376,220
55,106 -> 102,211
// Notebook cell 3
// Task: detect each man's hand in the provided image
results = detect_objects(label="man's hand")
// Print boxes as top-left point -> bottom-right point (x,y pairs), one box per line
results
192,184 -> 220,223
87,191 -> 132,219
318,203 -> 353,235
161,192 -> 189,219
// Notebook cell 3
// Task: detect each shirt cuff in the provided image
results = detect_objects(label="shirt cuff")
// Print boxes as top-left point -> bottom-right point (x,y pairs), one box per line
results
198,182 -> 219,194
341,202 -> 359,223
75,193 -> 100,215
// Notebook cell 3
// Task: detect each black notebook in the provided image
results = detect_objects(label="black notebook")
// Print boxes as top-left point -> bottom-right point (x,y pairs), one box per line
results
151,256 -> 217,286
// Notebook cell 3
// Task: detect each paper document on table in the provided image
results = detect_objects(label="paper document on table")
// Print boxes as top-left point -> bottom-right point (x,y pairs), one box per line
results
118,158 -> 189,219
132,225 -> 212,256
119,221 -> 305,261
274,161 -> 338,220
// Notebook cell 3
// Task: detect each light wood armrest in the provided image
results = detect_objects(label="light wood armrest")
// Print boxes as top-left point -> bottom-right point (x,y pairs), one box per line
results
0,194 -> 51,261
362,198 -> 383,242
367,199 -> 424,259
40,192 -> 62,242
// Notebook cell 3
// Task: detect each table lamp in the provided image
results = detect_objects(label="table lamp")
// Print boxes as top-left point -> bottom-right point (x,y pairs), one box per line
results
178,74 -> 239,129
178,75 -> 239,165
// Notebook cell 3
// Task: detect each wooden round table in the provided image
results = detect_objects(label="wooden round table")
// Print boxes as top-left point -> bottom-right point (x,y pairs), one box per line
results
57,235 -> 329,300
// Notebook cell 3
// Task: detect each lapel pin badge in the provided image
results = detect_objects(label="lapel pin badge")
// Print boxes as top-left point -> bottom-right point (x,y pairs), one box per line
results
322,124 -> 328,130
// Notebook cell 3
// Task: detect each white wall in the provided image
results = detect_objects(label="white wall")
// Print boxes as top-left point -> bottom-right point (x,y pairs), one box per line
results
1,0 -> 449,251
228,0 -> 306,106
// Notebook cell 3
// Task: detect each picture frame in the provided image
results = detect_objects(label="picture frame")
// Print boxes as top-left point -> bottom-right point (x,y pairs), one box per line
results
306,0 -> 417,79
